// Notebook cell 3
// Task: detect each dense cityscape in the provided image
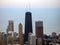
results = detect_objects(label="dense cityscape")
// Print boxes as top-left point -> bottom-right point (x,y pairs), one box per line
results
0,11 -> 60,45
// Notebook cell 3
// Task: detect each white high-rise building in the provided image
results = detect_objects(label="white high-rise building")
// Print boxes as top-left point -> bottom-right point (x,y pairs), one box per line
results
28,33 -> 36,45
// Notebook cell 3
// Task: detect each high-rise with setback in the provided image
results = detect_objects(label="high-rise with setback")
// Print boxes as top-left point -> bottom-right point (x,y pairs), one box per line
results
7,20 -> 14,37
7,20 -> 14,45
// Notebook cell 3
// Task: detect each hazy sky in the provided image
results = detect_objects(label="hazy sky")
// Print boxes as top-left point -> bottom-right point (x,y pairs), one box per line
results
0,0 -> 60,35
0,0 -> 60,8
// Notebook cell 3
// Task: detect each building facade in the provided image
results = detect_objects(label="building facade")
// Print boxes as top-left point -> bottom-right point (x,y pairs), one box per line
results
19,23 -> 23,45
35,21 -> 43,45
28,33 -> 36,45
7,20 -> 14,45
24,12 -> 33,43
35,21 -> 43,38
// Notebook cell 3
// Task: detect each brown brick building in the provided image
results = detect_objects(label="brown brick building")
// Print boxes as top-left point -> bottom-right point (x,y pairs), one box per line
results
35,21 -> 43,38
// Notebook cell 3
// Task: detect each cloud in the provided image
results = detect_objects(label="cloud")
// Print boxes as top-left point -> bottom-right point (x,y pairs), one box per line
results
0,0 -> 60,8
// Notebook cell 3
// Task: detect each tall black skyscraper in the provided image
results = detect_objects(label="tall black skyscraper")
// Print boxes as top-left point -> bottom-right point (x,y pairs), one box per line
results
24,12 -> 33,43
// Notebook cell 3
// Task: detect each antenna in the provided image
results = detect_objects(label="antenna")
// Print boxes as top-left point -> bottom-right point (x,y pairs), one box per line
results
26,1 -> 31,12
29,2 -> 31,11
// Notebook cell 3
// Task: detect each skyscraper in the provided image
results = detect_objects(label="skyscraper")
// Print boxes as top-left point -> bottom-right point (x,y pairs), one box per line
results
35,21 -> 43,38
24,12 -> 33,43
7,20 -> 14,32
35,21 -> 43,45
28,33 -> 36,45
7,20 -> 14,37
7,20 -> 14,45
19,23 -> 23,45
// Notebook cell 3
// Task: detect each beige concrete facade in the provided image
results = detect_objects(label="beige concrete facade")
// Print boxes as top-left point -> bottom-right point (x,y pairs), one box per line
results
12,44 -> 21,45
19,23 -> 23,45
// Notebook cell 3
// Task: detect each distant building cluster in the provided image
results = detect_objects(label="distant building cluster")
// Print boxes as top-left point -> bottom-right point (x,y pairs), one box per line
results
0,12 -> 60,45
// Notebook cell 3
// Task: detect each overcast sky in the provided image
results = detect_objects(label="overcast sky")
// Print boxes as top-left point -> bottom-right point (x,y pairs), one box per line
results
0,0 -> 60,35
0,0 -> 60,8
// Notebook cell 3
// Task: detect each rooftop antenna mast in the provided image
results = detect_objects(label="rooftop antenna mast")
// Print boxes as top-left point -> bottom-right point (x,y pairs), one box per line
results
26,1 -> 31,12
28,2 -> 31,11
